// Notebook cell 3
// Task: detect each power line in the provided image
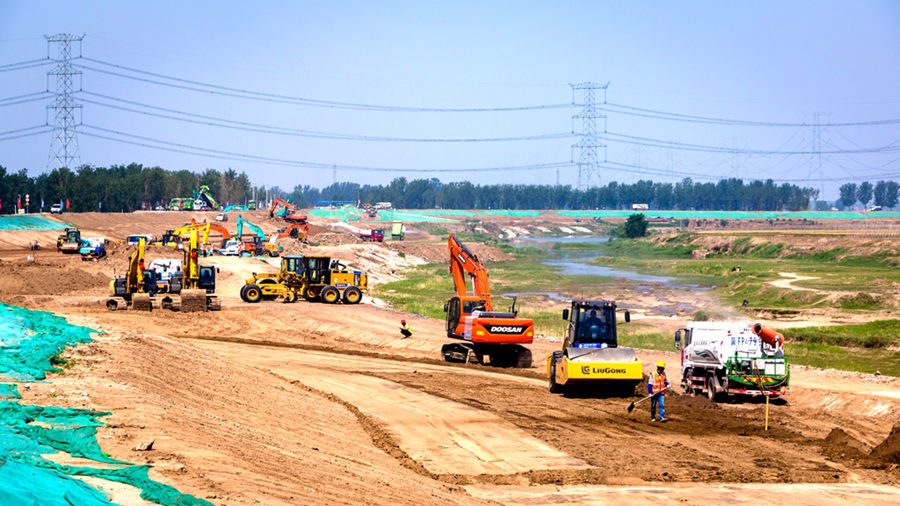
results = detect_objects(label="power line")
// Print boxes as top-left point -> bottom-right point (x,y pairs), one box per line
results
79,124 -> 573,173
600,131 -> 900,155
0,91 -> 52,103
79,91 -> 577,142
598,160 -> 900,184
0,57 -> 53,71
600,102 -> 900,127
0,127 -> 52,142
76,57 -> 576,112
0,95 -> 52,108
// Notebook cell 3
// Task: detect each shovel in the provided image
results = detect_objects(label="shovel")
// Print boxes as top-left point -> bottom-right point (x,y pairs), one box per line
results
627,386 -> 670,413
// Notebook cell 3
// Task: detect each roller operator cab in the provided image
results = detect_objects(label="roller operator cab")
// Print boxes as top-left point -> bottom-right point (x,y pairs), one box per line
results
548,300 -> 643,395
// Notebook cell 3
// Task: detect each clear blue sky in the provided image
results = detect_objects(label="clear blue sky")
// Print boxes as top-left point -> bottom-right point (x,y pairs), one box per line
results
1,1 -> 899,199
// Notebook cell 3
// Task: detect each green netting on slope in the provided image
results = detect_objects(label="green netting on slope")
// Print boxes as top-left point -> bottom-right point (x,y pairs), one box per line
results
0,385 -> 21,399
0,303 -> 213,506
556,210 -> 877,220
370,210 -> 458,223
0,303 -> 96,382
308,207 -> 361,219
0,215 -> 70,231
478,210 -> 545,217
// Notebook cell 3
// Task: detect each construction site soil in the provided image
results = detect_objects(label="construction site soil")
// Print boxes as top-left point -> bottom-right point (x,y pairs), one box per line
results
2,211 -> 899,505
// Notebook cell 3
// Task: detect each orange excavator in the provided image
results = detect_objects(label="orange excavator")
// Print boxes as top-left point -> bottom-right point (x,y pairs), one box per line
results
269,198 -> 308,224
275,222 -> 309,242
441,234 -> 534,367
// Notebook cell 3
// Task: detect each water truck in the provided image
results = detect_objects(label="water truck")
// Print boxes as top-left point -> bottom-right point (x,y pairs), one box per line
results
675,321 -> 789,402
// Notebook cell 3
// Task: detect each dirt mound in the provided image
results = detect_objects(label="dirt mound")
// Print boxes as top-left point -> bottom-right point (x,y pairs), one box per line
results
310,232 -> 364,247
819,428 -> 871,461
871,423 -> 900,464
0,260 -> 107,298
387,243 -> 511,263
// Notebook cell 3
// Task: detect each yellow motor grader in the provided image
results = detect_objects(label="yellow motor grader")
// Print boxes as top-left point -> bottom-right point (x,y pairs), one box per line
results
240,255 -> 367,304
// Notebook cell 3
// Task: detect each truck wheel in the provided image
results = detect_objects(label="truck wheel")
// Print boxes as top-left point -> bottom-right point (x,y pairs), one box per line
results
283,291 -> 297,303
321,285 -> 340,304
342,286 -> 362,304
707,376 -> 720,403
683,368 -> 695,395
549,351 -> 565,393
302,286 -> 319,302
244,284 -> 263,303
239,285 -> 250,302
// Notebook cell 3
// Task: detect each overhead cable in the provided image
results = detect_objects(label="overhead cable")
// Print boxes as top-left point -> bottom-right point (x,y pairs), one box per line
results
79,92 -> 577,142
79,124 -> 573,173
0,127 -> 52,142
600,131 -> 900,155
0,57 -> 53,71
601,102 -> 900,127
77,58 -> 575,112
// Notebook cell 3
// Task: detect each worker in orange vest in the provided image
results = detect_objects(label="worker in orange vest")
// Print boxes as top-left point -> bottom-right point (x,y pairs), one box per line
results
649,361 -> 670,422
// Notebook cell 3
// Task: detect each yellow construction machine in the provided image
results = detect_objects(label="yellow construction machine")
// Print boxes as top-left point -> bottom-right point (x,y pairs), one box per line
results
107,238 -> 155,311
240,254 -> 367,304
547,299 -> 643,396
108,231 -> 220,312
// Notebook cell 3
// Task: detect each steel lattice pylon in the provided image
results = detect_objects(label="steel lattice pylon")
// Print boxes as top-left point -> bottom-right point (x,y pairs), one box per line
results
46,33 -> 84,170
570,82 -> 608,190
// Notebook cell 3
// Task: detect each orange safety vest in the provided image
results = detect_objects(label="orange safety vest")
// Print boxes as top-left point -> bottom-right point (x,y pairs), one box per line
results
650,370 -> 667,395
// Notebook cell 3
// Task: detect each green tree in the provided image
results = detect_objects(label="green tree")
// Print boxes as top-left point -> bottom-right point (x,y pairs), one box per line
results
616,213 -> 648,238
885,181 -> 900,209
856,181 -> 874,208
838,183 -> 858,209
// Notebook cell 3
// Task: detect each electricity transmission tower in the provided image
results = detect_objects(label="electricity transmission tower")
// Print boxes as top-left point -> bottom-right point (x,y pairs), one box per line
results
570,82 -> 608,190
809,112 -> 825,206
46,33 -> 84,170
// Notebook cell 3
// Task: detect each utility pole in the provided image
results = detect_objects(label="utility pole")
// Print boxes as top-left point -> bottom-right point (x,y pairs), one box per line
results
333,165 -> 337,186
810,112 -> 824,208
555,167 -> 560,186
46,33 -> 84,170
570,82 -> 608,190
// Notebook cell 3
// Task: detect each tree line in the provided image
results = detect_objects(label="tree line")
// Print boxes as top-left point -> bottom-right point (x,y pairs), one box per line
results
3,161 -> 887,213
288,177 -> 821,211
0,164 -> 258,213
837,181 -> 900,210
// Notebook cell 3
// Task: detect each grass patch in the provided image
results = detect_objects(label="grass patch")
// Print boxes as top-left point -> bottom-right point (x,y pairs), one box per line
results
788,343 -> 900,376
551,242 -> 606,251
782,320 -> 900,348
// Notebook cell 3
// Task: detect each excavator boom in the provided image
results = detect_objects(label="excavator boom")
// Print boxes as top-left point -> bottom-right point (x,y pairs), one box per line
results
447,234 -> 493,310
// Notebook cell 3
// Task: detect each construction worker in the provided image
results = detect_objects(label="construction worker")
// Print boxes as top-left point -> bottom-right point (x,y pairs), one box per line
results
400,319 -> 412,339
649,361 -> 670,422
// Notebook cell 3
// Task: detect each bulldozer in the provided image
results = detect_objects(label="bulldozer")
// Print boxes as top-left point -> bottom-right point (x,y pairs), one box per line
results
547,299 -> 643,396
240,255 -> 367,304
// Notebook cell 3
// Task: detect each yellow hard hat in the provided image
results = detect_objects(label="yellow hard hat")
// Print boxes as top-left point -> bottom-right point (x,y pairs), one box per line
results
657,361 -> 666,368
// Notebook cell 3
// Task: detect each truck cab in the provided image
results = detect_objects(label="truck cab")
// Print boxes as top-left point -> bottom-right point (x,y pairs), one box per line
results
548,300 -> 642,395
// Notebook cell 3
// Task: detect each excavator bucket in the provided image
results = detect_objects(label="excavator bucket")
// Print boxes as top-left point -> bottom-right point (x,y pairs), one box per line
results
180,289 -> 209,313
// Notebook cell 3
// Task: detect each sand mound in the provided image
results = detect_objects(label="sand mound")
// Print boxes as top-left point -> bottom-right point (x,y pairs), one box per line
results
871,423 -> 900,464
819,428 -> 870,461
0,260 -> 108,297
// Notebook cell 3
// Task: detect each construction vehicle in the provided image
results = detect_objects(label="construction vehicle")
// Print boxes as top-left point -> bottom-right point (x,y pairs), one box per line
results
236,215 -> 282,257
166,229 -> 221,312
547,299 -> 642,395
107,238 -> 155,311
57,227 -> 88,254
247,199 -> 257,211
240,255 -> 305,303
269,197 -> 307,223
198,184 -> 219,210
391,220 -> 405,241
79,238 -> 107,261
275,222 -> 310,241
675,321 -> 789,401
127,234 -> 153,246
359,229 -> 384,242
441,234 -> 534,368
240,255 -> 367,304
362,203 -> 377,218
147,259 -> 182,292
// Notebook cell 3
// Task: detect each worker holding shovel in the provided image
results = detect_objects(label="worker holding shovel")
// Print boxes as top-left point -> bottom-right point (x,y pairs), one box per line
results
400,319 -> 412,339
649,361 -> 670,422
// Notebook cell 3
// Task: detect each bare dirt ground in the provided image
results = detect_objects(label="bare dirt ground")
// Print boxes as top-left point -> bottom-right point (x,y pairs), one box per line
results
2,212 -> 900,505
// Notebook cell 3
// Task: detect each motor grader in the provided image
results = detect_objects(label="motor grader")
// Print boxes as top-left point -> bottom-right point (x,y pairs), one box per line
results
240,254 -> 367,304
